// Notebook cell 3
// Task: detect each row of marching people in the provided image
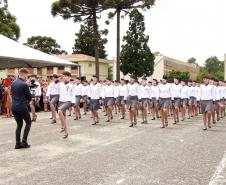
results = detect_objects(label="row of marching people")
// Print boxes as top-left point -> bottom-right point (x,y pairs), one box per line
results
11,69 -> 226,149
43,72 -> 226,139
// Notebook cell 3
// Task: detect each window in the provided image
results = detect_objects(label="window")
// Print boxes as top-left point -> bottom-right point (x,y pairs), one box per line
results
71,66 -> 77,70
89,63 -> 92,67
58,66 -> 64,70
47,67 -> 53,70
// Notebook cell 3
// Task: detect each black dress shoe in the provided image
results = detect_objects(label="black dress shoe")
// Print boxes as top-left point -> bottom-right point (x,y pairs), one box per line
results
129,124 -> 134,127
15,144 -> 22,149
21,142 -> 30,148
51,120 -> 56,124
63,134 -> 68,139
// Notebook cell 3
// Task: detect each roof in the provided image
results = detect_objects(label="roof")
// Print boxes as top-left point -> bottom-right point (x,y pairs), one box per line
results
0,34 -> 76,68
58,54 -> 112,64
154,53 -> 199,69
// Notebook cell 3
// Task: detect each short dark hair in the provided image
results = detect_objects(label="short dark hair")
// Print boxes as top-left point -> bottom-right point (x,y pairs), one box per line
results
63,71 -> 71,77
162,75 -> 168,80
53,74 -> 59,78
19,68 -> 29,74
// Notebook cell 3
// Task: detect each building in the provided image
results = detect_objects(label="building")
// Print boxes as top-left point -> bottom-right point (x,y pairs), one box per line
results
118,53 -> 199,81
0,65 -> 80,79
0,34 -> 77,79
58,54 -> 112,80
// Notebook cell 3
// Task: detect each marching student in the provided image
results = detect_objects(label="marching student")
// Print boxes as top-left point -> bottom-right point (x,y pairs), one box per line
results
209,78 -> 218,124
29,76 -> 41,122
198,76 -> 215,130
73,77 -> 83,120
218,80 -> 225,119
150,79 -> 159,120
138,77 -> 150,124
103,79 -> 117,122
171,77 -> 182,124
46,74 -> 60,124
180,79 -> 189,121
81,80 -> 89,115
158,75 -> 172,128
113,81 -> 120,115
58,71 -> 73,139
87,75 -> 101,125
196,82 -> 201,115
213,79 -> 221,123
188,80 -> 198,118
127,75 -> 139,127
118,79 -> 128,119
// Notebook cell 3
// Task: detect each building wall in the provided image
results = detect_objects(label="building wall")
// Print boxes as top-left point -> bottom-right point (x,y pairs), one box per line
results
63,58 -> 109,81
0,66 -> 79,79
151,56 -> 164,81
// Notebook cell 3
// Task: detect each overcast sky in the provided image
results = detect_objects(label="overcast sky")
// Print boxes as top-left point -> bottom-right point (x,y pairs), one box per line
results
6,0 -> 226,65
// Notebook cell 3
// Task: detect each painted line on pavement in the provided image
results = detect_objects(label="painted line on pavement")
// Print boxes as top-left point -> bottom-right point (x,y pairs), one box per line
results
209,152 -> 226,185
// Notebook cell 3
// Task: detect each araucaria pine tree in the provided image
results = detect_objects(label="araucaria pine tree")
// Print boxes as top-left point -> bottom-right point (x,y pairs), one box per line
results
120,9 -> 155,78
73,18 -> 108,59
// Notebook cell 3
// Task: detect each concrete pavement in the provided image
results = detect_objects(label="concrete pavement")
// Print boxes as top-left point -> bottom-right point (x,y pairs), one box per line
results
0,111 -> 226,185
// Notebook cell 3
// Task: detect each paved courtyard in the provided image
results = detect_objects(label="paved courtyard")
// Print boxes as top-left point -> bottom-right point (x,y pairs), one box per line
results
0,111 -> 226,185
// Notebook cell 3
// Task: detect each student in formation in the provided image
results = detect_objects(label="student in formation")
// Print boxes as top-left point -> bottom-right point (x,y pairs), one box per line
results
87,75 -> 101,125
171,77 -> 182,124
117,79 -> 128,119
58,71 -> 73,139
46,74 -> 60,124
158,75 -> 172,128
180,79 -> 189,121
103,79 -> 117,122
73,77 -> 83,120
127,75 -> 139,127
198,76 -> 215,130
150,79 -> 159,120
138,77 -> 150,124
81,80 -> 89,115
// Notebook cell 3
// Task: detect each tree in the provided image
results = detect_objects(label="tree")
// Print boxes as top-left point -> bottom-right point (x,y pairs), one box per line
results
196,67 -> 208,82
167,70 -> 190,82
187,57 -> 196,64
104,0 -> 155,81
73,18 -> 108,59
108,64 -> 113,80
51,0 -> 106,79
196,56 -> 224,81
120,9 -> 155,78
0,1 -> 20,40
24,36 -> 67,55
205,56 -> 223,74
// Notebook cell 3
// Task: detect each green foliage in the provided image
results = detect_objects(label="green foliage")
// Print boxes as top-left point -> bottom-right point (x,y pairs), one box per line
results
0,4 -> 20,40
120,9 -> 155,78
196,67 -> 208,82
24,36 -> 67,55
187,57 -> 199,67
167,70 -> 190,82
73,18 -> 108,59
103,0 -> 155,81
108,64 -> 113,80
51,0 -> 106,77
196,56 -> 224,81
103,0 -> 155,11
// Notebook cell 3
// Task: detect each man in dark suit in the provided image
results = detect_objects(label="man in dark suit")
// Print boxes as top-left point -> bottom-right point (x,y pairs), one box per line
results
12,68 -> 32,149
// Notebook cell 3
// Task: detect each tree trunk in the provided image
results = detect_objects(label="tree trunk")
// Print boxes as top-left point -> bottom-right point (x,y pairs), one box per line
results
116,9 -> 121,81
92,10 -> 100,79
